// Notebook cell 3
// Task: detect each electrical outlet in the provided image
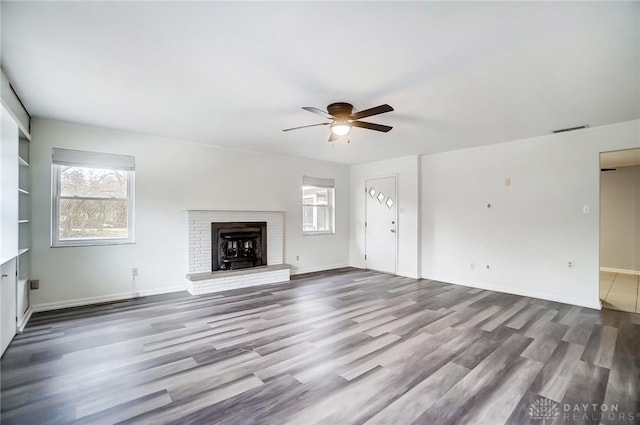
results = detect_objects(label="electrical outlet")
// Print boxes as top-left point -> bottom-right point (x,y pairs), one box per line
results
568,261 -> 574,268
30,279 -> 39,290
132,267 -> 138,277
296,256 -> 300,261
470,263 -> 475,270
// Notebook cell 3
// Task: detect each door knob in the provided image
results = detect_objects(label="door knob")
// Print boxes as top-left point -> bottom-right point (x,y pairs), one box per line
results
390,229 -> 396,233
1,274 -> 8,278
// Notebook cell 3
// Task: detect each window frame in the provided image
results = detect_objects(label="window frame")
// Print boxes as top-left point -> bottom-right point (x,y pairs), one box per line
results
51,150 -> 135,247
302,176 -> 335,236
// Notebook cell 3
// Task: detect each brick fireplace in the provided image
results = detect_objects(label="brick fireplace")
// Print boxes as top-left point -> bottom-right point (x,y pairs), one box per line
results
185,210 -> 290,294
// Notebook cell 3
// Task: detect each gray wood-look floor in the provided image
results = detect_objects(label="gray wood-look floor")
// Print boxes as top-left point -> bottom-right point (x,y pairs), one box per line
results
1,268 -> 639,425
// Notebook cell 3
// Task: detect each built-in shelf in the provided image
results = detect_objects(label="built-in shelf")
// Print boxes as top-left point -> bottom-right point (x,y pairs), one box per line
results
18,188 -> 29,195
18,156 -> 29,167
18,220 -> 29,224
17,248 -> 29,256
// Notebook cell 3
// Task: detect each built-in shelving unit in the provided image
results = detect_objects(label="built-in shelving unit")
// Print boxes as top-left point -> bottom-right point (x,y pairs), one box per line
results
2,69 -> 32,354
17,132 -> 31,329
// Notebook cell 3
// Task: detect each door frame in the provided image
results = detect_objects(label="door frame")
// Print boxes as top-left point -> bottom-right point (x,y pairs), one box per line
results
598,147 -> 640,311
364,174 -> 399,275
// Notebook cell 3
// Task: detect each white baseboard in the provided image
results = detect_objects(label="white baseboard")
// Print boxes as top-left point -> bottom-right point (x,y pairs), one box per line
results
397,270 -> 420,279
600,267 -> 640,276
347,264 -> 418,280
31,285 -> 187,313
290,263 -> 350,275
422,275 -> 601,310
17,307 -> 33,333
137,285 -> 187,297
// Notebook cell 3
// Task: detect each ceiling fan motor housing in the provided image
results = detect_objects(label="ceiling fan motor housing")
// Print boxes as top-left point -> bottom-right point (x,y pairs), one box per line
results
327,102 -> 353,119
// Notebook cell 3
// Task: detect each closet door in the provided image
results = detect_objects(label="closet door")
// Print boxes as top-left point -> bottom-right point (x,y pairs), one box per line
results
1,259 -> 17,355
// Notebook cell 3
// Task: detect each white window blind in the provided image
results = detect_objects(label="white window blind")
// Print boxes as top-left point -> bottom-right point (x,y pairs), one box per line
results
302,175 -> 335,189
52,148 -> 135,170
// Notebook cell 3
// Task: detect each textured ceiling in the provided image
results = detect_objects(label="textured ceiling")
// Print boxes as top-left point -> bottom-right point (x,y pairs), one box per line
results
2,1 -> 639,164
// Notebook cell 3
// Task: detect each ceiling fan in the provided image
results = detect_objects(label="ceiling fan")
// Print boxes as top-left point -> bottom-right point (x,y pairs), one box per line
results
283,102 -> 394,142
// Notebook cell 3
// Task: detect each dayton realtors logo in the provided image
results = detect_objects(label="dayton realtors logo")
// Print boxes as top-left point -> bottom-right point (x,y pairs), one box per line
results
528,398 -> 559,424
529,397 -> 639,424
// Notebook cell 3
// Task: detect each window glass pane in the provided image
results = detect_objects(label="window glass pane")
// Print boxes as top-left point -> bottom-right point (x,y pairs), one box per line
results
59,199 -> 128,239
60,166 -> 128,198
315,206 -> 330,231
302,186 -> 329,206
302,205 -> 331,232
316,192 -> 328,205
303,205 -> 316,231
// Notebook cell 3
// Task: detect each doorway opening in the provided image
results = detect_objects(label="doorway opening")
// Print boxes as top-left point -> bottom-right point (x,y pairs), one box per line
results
599,148 -> 640,313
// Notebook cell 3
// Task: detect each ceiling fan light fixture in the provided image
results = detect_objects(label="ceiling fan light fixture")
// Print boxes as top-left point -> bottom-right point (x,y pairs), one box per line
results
283,102 -> 394,139
331,121 -> 351,136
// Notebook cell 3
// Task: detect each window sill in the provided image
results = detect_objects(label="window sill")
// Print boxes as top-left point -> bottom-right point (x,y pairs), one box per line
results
52,239 -> 135,248
303,231 -> 335,236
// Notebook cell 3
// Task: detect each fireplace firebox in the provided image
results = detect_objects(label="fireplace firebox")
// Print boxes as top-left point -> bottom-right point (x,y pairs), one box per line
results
211,222 -> 267,271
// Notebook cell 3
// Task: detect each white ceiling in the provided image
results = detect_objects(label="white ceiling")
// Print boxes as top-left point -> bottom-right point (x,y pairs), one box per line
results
2,1 -> 639,165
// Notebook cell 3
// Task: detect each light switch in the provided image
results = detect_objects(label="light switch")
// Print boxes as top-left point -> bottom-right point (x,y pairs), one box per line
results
583,205 -> 590,214
504,178 -> 511,187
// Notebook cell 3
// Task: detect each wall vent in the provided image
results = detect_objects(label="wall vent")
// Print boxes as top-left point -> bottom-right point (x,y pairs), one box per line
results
552,125 -> 589,134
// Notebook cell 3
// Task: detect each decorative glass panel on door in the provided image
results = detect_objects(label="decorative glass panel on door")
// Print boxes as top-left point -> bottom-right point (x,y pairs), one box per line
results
386,197 -> 394,209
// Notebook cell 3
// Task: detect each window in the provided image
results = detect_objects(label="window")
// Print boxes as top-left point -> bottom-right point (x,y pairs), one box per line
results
302,175 -> 335,235
52,148 -> 135,246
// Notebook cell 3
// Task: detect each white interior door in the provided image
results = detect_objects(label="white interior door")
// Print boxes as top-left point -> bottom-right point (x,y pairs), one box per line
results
365,176 -> 397,274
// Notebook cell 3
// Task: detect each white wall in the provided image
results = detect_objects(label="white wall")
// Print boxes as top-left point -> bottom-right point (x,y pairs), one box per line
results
29,118 -> 350,310
600,165 -> 640,271
421,120 -> 639,309
349,155 -> 420,278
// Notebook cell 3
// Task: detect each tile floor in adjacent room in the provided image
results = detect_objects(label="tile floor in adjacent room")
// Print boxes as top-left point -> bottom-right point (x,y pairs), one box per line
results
600,271 -> 640,313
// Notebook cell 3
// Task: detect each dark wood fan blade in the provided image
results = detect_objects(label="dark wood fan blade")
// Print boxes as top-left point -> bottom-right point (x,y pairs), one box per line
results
302,107 -> 333,119
350,104 -> 394,120
351,121 -> 393,132
282,122 -> 330,132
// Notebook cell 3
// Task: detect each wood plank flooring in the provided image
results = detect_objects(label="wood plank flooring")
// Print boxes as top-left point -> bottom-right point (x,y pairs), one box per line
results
1,268 -> 639,424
